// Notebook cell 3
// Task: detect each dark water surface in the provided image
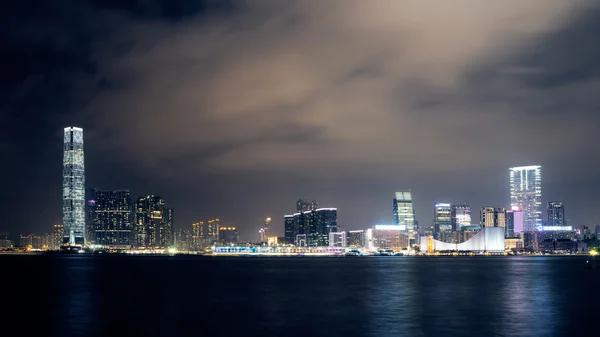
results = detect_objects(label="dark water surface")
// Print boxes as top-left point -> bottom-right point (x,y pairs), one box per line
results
2,255 -> 598,337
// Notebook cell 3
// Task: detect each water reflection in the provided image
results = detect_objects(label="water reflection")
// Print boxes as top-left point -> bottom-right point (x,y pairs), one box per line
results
3,255 -> 598,337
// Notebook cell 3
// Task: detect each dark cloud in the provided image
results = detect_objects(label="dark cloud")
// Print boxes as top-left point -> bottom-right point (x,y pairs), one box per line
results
1,0 -> 600,240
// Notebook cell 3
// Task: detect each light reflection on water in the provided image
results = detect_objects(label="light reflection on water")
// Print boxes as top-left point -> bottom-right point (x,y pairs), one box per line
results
4,255 -> 598,337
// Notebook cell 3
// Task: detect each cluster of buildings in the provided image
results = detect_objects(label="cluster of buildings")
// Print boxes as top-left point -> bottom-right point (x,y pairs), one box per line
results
278,166 -> 597,254
1,127 -> 598,256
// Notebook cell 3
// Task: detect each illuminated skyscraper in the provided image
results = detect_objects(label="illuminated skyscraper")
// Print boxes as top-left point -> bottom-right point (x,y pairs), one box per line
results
191,221 -> 204,250
206,219 -> 220,244
219,227 -> 238,245
62,126 -> 86,245
547,201 -> 565,226
88,189 -> 133,247
509,165 -> 542,231
393,191 -> 415,243
433,203 -> 453,242
451,205 -> 471,229
134,195 -> 173,248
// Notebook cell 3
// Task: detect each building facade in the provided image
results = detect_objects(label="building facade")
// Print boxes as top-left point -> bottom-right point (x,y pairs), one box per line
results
434,203 -> 453,242
547,201 -> 565,227
206,219 -> 220,245
219,227 -> 239,245
451,205 -> 471,229
62,126 -> 86,245
481,207 -> 506,229
134,195 -> 174,248
509,165 -> 542,231
393,191 -> 415,243
87,189 -> 133,247
329,232 -> 347,247
347,230 -> 365,247
283,207 -> 338,247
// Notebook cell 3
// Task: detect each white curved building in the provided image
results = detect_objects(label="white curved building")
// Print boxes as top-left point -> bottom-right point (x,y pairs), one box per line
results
420,227 -> 505,252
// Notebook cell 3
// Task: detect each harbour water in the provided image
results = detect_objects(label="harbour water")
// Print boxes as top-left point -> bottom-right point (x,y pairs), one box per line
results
3,255 -> 598,337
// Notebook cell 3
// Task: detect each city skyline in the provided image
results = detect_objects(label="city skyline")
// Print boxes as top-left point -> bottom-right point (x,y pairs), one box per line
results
3,2 -> 600,240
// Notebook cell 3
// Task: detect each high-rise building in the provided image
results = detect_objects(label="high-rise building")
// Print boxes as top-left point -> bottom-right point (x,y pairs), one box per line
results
284,215 -> 296,244
433,203 -> 452,241
451,205 -> 471,229
218,227 -> 238,245
52,224 -> 63,250
509,165 -> 542,231
347,230 -> 365,247
62,126 -> 86,245
480,207 -> 506,228
547,201 -> 565,227
134,195 -> 174,248
191,221 -> 204,250
206,219 -> 220,244
87,189 -> 133,247
393,191 -> 415,242
284,206 -> 337,247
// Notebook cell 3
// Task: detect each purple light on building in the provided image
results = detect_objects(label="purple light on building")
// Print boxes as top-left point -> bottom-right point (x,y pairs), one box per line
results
512,207 -> 524,234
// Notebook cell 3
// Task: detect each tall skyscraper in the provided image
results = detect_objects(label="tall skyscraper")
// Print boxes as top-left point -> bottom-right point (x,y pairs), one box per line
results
393,191 -> 415,242
62,126 -> 86,245
191,221 -> 203,250
480,207 -> 506,228
509,165 -> 542,231
284,203 -> 337,247
134,195 -> 174,248
206,219 -> 220,244
433,203 -> 452,240
88,189 -> 133,247
451,205 -> 471,229
547,201 -> 565,226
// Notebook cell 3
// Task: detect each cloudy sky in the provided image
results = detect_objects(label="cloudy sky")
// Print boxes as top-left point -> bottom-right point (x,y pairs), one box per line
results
2,0 -> 600,240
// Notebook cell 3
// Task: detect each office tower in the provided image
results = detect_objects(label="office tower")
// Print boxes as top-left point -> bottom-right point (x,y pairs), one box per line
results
393,191 -> 416,242
329,232 -> 347,247
347,230 -> 365,247
52,224 -> 63,250
481,207 -> 507,228
547,202 -> 565,226
509,165 -> 542,231
284,215 -> 296,244
311,208 -> 338,246
284,206 -> 337,247
62,126 -> 86,245
451,205 -> 471,229
218,227 -> 238,245
296,199 -> 318,212
88,189 -> 133,247
134,195 -> 174,248
433,203 -> 452,241
191,222 -> 203,250
596,224 -> 600,239
206,219 -> 220,244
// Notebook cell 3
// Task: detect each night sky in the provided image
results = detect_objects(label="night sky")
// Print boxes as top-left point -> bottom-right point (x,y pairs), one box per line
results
2,0 -> 600,241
